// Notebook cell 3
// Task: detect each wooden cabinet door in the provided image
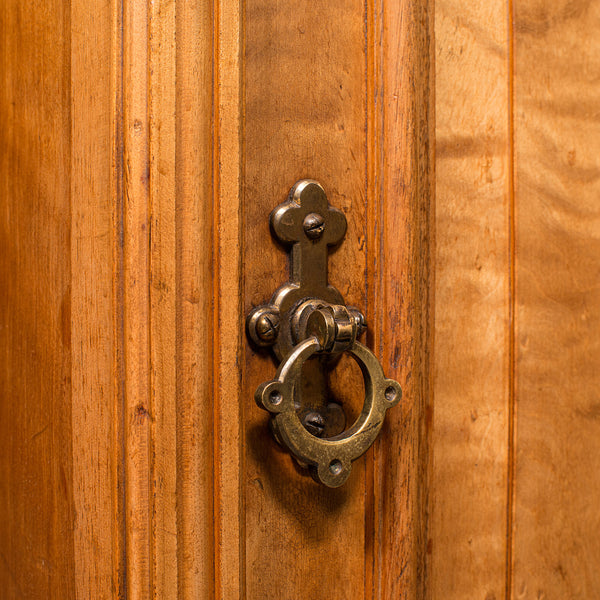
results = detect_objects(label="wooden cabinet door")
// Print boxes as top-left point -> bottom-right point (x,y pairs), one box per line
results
0,0 -> 432,598
4,0 -> 600,598
3,0 -> 600,599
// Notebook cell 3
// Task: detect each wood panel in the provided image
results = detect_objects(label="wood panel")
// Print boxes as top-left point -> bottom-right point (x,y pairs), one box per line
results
0,0 -> 74,595
71,0 -> 123,596
213,0 -> 243,596
118,0 -> 433,597
0,0 -> 121,597
434,0 -> 600,597
124,0 -> 218,597
122,0 -> 153,595
125,0 -> 433,596
370,0 -> 434,598
241,1 -> 434,599
0,0 -> 433,597
243,3 -> 369,598
149,0 -> 177,595
511,1 -> 600,596
432,1 -> 511,598
174,0 -> 216,597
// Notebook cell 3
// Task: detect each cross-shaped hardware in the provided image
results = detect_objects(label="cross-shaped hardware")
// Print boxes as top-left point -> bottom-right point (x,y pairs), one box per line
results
270,179 -> 347,292
247,180 -> 351,360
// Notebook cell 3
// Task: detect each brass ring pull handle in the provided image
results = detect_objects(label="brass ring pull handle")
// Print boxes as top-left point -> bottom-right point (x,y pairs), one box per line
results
256,337 -> 401,487
247,180 -> 402,487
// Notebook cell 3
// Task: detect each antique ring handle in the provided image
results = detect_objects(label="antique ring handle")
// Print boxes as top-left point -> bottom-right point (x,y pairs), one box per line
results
247,179 -> 402,487
255,336 -> 401,487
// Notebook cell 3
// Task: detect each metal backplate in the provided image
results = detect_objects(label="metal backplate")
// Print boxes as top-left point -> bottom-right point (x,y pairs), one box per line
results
246,180 -> 401,487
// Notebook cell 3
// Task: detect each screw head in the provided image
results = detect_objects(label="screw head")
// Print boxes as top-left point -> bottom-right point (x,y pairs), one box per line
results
303,213 -> 325,240
302,411 -> 326,437
256,312 -> 279,343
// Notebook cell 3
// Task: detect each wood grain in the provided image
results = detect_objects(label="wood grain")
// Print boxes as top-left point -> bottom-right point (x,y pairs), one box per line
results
71,0 -> 123,597
214,0 -> 244,597
0,0 -> 122,597
243,2 -> 369,598
149,0 -> 177,595
511,1 -> 600,596
125,1 -> 220,597
433,0 -> 600,596
0,0 -> 75,596
122,0 -> 153,596
0,0 -> 434,597
370,1 -> 434,598
432,1 -> 511,598
241,0 -> 434,598
174,0 -> 216,597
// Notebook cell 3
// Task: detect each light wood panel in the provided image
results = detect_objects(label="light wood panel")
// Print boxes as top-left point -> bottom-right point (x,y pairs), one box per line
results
511,1 -> 600,596
434,0 -> 600,597
432,1 -> 511,598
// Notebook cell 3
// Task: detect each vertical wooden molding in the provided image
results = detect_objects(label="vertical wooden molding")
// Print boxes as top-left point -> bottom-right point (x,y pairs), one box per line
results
506,0 -> 516,596
148,0 -> 177,596
175,0 -> 217,598
112,0 -> 127,597
369,0 -> 434,598
71,0 -> 124,596
120,0 -> 237,596
365,2 -> 383,596
122,0 -> 152,596
213,0 -> 244,597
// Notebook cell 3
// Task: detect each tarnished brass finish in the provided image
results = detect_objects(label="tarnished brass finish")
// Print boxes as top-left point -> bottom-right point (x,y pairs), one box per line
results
256,338 -> 401,487
246,179 -> 347,359
247,306 -> 280,347
246,180 -> 401,487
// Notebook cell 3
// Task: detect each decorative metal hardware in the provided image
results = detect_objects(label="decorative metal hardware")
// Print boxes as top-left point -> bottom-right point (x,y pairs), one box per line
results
247,180 -> 401,487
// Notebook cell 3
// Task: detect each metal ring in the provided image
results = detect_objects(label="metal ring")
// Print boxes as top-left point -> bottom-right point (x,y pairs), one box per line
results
255,337 -> 402,487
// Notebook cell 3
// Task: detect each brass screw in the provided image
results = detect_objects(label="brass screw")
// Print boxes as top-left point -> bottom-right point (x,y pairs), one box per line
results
256,312 -> 279,343
302,411 -> 325,437
303,213 -> 325,240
